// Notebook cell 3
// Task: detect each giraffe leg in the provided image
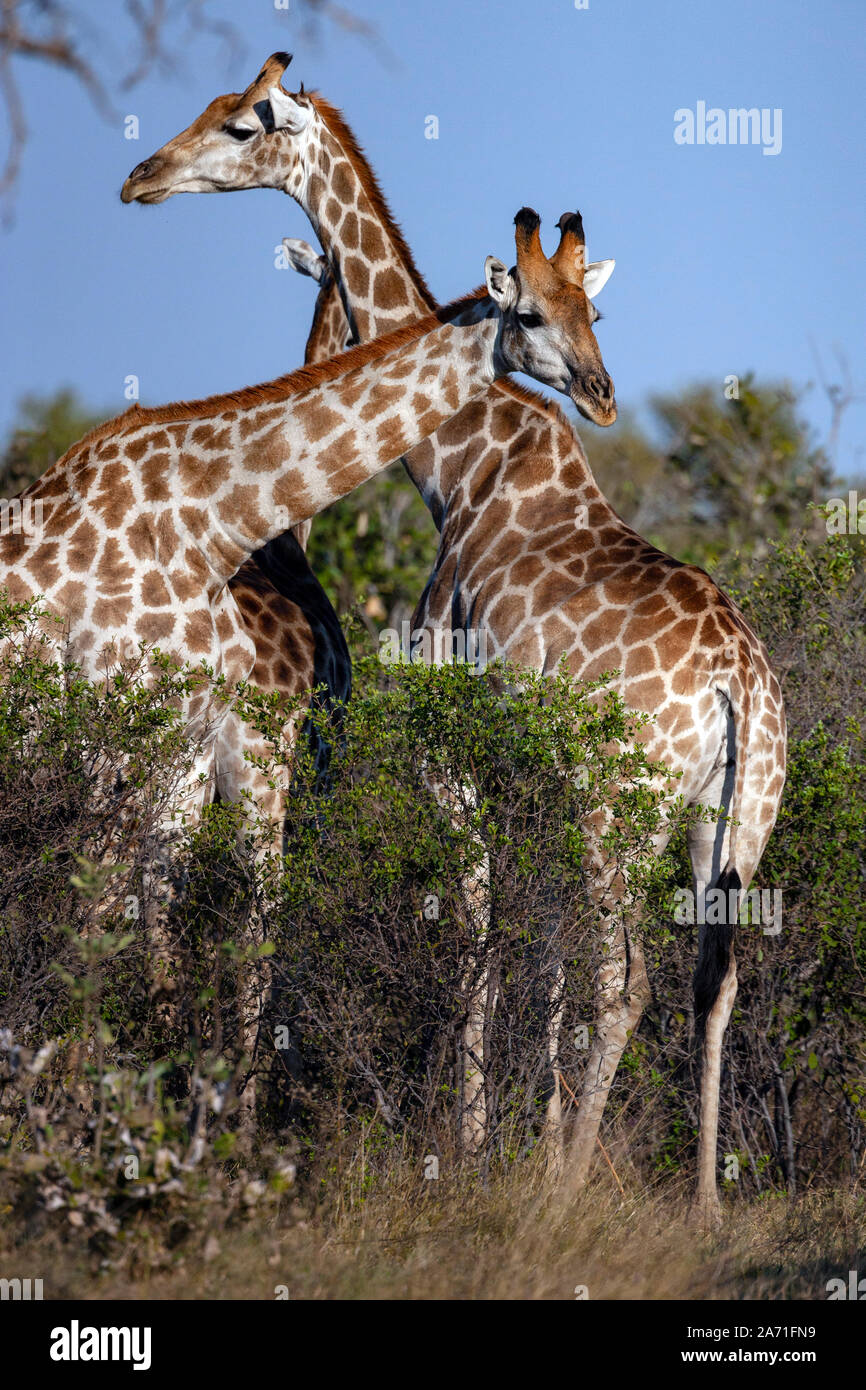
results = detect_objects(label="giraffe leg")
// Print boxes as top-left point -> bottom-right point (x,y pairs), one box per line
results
459,845 -> 494,1156
686,757 -> 734,1228
559,811 -> 668,1200
693,941 -> 738,1229
561,911 -> 651,1198
213,711 -> 291,1145
143,842 -> 180,1013
541,960 -> 567,1178
688,747 -> 774,1228
234,898 -> 271,1145
144,755 -> 215,1036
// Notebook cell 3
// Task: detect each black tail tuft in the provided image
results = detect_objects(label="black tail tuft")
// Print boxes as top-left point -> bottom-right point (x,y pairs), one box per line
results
693,867 -> 741,1038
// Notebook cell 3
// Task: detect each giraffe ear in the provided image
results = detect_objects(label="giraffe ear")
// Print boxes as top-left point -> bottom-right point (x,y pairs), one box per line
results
267,85 -> 310,133
583,259 -> 615,300
484,256 -> 518,311
282,238 -> 329,285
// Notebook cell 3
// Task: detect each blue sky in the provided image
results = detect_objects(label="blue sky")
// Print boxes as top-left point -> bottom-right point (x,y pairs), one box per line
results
2,0 -> 864,477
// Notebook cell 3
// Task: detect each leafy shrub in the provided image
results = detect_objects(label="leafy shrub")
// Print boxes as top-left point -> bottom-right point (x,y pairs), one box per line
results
261,655 -> 674,1171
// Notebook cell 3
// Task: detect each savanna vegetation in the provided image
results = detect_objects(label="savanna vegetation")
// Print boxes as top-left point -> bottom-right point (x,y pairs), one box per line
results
0,381 -> 864,1299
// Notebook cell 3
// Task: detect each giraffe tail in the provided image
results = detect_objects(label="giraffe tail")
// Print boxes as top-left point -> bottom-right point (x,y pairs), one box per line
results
692,667 -> 755,1035
693,866 -> 740,1037
720,666 -> 756,885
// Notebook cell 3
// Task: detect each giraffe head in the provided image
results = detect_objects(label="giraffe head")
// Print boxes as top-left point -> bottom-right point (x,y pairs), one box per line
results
484,208 -> 616,426
120,52 -> 314,203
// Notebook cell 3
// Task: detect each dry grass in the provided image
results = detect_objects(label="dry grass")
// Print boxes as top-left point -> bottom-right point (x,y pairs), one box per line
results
5,1152 -> 863,1301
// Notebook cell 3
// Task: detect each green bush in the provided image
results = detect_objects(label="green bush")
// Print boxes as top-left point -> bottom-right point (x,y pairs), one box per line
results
261,654 -> 674,1168
1,528 -> 865,1261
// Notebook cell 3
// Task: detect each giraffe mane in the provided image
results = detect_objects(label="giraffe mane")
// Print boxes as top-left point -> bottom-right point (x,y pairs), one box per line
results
309,93 -> 438,313
51,310 -> 453,471
51,309 -> 574,488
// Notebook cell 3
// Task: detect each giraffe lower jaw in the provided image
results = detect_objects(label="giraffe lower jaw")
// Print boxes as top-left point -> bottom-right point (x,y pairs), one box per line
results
122,184 -> 171,205
123,178 -> 224,205
570,390 -> 618,429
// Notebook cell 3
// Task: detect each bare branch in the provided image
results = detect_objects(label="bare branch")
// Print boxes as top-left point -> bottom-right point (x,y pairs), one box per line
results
809,340 -> 866,475
0,0 -> 380,209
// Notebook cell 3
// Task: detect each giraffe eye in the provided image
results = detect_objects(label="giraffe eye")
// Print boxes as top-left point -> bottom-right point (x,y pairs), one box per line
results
517,311 -> 543,329
224,124 -> 257,142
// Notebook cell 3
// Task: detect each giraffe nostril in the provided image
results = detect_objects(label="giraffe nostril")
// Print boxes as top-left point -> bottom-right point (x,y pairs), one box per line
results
587,374 -> 613,402
130,160 -> 155,182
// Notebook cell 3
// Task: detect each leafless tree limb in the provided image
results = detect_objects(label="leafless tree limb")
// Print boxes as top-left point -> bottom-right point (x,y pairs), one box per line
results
0,0 -> 381,215
809,340 -> 866,478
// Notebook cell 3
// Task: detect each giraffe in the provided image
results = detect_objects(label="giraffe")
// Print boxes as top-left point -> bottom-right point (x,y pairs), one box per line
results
213,255 -> 346,836
115,62 -> 349,856
122,58 -> 787,1224
283,240 -> 357,361
210,526 -> 349,1130
221,530 -> 349,813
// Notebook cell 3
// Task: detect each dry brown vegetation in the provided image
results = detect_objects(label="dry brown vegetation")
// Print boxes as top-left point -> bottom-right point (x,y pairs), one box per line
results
4,1153 -> 864,1301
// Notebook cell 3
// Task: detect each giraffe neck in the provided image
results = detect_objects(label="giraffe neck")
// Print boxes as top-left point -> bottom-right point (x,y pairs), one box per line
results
287,101 -> 605,530
294,100 -> 434,341
277,101 -> 450,503
44,313 -> 502,590
303,273 -> 354,362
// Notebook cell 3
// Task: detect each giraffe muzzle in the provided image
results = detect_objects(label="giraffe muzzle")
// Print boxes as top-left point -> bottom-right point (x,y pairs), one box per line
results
570,371 -> 617,426
121,159 -> 169,204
